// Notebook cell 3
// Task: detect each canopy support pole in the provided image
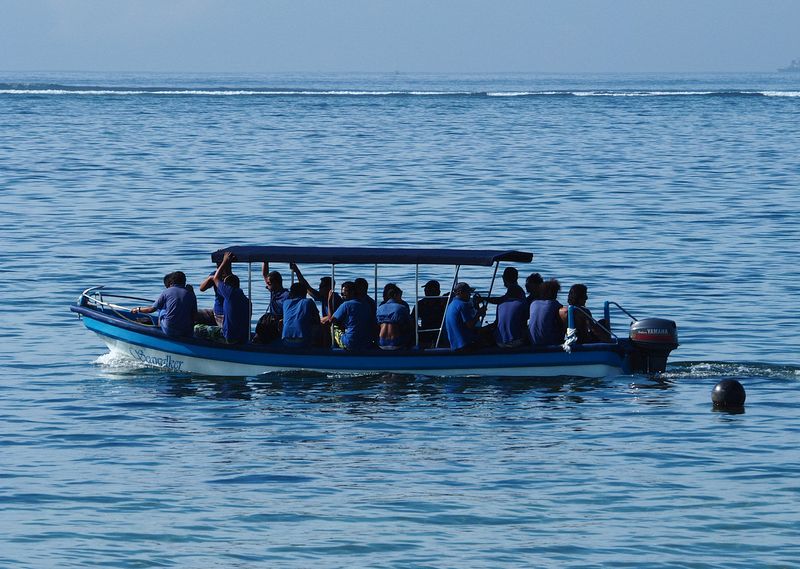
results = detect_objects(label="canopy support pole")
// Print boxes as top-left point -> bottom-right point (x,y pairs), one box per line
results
330,263 -> 336,348
436,264 -> 460,348
248,262 -> 253,331
414,264 -> 419,348
480,261 -> 499,326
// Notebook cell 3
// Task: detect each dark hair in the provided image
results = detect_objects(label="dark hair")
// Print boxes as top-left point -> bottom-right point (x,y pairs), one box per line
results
567,284 -> 588,306
423,280 -> 440,296
382,283 -> 401,301
224,274 -> 240,289
502,267 -> 518,283
525,272 -> 543,291
319,276 -> 332,290
163,272 -> 174,287
354,278 -> 369,295
267,271 -> 282,284
171,271 -> 187,287
341,281 -> 356,298
540,278 -> 561,301
289,282 -> 306,299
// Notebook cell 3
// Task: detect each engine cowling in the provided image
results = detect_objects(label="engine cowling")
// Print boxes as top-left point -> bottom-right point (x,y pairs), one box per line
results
627,318 -> 679,374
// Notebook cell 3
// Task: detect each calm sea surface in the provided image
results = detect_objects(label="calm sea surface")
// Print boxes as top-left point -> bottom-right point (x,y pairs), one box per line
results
1,72 -> 799,567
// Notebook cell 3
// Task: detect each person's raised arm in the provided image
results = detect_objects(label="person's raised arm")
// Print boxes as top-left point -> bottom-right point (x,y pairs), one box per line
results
261,261 -> 270,286
290,262 -> 315,296
199,274 -> 215,292
213,252 -> 235,286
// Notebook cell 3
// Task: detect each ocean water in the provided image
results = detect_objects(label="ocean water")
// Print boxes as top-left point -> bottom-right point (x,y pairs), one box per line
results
1,71 -> 799,567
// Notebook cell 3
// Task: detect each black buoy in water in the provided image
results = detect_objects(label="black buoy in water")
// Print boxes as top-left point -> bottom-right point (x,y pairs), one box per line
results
711,379 -> 746,409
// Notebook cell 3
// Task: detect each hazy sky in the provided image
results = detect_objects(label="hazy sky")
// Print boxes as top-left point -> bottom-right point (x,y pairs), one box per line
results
1,0 -> 798,73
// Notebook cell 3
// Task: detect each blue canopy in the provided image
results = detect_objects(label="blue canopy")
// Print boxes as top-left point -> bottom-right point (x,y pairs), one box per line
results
211,246 -> 533,267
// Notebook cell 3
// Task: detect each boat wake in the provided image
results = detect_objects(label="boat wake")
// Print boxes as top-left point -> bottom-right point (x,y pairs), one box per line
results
663,361 -> 800,381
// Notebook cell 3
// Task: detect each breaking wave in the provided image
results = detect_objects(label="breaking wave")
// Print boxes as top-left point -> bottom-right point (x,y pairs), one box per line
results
2,83 -> 800,98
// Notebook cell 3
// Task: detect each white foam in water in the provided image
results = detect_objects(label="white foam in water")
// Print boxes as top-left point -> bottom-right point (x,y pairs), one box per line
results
761,91 -> 800,97
573,91 -> 715,97
0,89 -> 458,96
5,88 -> 799,97
94,350 -> 145,370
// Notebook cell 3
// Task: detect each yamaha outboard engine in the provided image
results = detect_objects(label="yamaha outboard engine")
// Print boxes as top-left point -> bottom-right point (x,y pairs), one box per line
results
626,318 -> 679,374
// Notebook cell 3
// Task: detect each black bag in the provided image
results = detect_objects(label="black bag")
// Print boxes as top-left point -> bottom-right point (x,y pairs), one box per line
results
253,313 -> 282,344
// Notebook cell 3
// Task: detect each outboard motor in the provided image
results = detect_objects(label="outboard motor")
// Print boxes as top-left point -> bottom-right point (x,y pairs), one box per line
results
627,318 -> 679,374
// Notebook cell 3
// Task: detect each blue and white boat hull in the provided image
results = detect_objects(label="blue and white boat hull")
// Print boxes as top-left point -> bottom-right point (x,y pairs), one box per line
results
73,305 -> 628,378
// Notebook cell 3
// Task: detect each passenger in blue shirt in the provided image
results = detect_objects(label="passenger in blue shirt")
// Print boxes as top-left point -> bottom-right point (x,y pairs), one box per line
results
494,288 -> 529,348
376,283 -> 411,349
192,252 -> 251,344
290,263 -> 344,347
213,252 -> 251,344
282,282 -> 321,348
132,271 -> 197,338
444,282 -> 486,351
326,281 -> 374,350
529,279 -> 566,346
262,263 -> 290,318
197,264 -> 226,326
289,263 -> 342,317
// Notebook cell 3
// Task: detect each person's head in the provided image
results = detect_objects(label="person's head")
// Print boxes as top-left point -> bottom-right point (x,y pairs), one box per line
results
539,278 -> 561,301
341,281 -> 356,300
163,272 -> 175,288
423,280 -> 441,297
502,266 -> 518,287
354,278 -> 369,298
266,271 -> 283,291
223,274 -> 240,289
171,271 -> 187,287
382,283 -> 397,301
567,284 -> 589,307
525,273 -> 543,297
383,283 -> 402,301
453,282 -> 474,301
289,281 -> 306,299
319,276 -> 333,295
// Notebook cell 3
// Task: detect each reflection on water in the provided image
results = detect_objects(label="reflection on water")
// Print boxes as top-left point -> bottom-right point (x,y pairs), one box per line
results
100,364 -> 680,407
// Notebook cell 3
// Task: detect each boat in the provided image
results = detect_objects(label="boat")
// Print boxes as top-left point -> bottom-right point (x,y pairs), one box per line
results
778,59 -> 800,72
70,246 -> 679,378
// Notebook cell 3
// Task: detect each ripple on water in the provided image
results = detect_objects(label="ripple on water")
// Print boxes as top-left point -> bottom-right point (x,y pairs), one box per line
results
2,71 -> 800,567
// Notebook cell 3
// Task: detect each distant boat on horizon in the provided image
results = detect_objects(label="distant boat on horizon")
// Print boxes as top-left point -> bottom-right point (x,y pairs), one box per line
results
778,58 -> 800,72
